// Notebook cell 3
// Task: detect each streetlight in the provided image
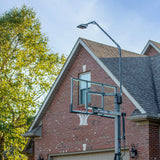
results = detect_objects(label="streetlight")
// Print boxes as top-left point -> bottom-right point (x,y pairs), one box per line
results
77,21 -> 122,102
77,21 -> 123,160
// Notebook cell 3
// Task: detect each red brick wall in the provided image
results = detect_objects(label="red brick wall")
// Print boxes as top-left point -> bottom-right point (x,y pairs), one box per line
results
128,122 -> 150,159
147,47 -> 159,56
33,47 -> 157,160
149,123 -> 160,159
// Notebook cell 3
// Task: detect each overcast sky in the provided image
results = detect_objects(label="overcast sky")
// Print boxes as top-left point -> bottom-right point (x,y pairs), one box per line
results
1,0 -> 160,56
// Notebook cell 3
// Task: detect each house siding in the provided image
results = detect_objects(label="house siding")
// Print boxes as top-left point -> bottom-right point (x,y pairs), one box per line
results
32,47 -> 158,160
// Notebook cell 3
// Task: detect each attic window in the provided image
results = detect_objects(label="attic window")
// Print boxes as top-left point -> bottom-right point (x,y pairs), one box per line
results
79,72 -> 91,104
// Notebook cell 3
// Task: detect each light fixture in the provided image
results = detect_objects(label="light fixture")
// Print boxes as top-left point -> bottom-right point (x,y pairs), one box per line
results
130,144 -> 138,159
77,24 -> 88,29
77,21 -> 96,29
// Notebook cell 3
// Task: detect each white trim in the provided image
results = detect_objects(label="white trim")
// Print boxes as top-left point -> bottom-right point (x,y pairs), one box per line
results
80,39 -> 146,114
141,40 -> 160,55
83,65 -> 86,72
141,41 -> 150,55
48,148 -> 129,159
83,144 -> 87,151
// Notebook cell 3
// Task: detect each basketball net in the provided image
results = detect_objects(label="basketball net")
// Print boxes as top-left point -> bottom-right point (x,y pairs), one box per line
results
77,108 -> 92,126
77,114 -> 89,126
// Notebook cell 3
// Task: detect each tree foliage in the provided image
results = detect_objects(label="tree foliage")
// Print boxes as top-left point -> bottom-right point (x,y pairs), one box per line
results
0,5 -> 66,159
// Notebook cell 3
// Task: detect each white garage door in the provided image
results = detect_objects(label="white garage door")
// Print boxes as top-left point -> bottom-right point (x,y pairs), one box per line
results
50,151 -> 129,160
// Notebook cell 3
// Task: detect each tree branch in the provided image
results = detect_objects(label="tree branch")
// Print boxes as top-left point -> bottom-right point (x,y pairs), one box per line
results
14,123 -> 27,128
13,114 -> 21,125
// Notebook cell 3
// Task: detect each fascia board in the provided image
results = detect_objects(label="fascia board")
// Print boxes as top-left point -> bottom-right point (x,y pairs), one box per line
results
141,40 -> 160,55
128,114 -> 160,122
29,38 -> 82,131
80,39 -> 146,114
141,41 -> 150,55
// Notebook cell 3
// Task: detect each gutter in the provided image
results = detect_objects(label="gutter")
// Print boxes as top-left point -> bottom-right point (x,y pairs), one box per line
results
128,114 -> 160,122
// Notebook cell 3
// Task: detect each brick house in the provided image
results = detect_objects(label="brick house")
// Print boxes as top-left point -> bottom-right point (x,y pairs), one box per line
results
23,38 -> 160,160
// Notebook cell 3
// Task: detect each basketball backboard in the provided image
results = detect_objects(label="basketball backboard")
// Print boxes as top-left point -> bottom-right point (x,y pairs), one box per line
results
70,78 -> 121,118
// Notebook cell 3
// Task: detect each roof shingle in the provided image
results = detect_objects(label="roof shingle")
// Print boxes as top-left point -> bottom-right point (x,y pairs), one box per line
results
82,38 -> 146,58
100,57 -> 159,116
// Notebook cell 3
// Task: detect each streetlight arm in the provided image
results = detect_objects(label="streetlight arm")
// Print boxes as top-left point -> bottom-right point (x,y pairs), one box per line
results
90,21 -> 121,50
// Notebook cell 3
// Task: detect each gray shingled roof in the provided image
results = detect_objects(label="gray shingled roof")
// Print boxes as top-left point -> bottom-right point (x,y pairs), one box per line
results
100,56 -> 160,116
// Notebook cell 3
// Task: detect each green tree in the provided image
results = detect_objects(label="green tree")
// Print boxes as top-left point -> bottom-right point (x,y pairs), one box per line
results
0,5 -> 66,159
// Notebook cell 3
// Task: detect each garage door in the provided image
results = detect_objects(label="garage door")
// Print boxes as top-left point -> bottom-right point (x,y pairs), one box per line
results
50,150 -> 129,160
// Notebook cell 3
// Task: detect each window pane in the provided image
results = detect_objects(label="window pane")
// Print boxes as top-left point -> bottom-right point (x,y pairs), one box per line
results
79,72 -> 91,89
79,72 -> 91,104
80,88 -> 91,104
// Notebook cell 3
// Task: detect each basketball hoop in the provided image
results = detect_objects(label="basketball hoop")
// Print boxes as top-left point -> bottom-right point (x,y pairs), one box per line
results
76,108 -> 92,126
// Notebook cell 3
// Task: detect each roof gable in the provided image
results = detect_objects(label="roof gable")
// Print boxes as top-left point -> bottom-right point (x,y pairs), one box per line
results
29,38 -> 150,131
141,40 -> 160,55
